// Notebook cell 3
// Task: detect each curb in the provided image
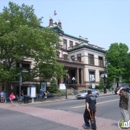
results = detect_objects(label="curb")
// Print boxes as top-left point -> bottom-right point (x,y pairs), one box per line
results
2,93 -> 114,106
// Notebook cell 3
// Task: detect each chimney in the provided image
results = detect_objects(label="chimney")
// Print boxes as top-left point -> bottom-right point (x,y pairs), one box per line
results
55,22 -> 57,25
58,20 -> 62,29
49,17 -> 53,26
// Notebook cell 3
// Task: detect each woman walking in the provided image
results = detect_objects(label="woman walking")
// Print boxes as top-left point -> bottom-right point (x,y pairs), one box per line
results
9,92 -> 15,106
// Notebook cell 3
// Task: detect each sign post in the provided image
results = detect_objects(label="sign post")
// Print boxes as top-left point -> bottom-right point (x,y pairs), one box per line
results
30,86 -> 36,103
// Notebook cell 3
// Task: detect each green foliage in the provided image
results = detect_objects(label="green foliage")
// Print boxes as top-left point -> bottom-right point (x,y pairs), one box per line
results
106,43 -> 129,87
98,78 -> 104,89
0,2 -> 65,84
49,78 -> 59,93
122,53 -> 130,82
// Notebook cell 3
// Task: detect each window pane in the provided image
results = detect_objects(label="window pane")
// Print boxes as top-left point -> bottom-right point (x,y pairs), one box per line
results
71,55 -> 75,61
77,53 -> 81,61
99,57 -> 104,66
63,39 -> 67,49
63,54 -> 68,60
88,54 -> 94,65
89,71 -> 95,82
69,41 -> 73,47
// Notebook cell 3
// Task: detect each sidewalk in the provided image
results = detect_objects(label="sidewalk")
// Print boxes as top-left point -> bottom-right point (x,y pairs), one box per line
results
0,92 -> 120,130
0,103 -> 119,130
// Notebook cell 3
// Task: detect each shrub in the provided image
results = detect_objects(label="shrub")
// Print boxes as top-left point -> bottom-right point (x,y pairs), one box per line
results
48,78 -> 59,93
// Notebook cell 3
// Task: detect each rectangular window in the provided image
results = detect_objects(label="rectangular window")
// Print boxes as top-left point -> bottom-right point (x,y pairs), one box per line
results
88,54 -> 94,65
75,42 -> 78,46
77,53 -> 81,61
71,55 -> 75,61
89,71 -> 95,82
16,62 -> 30,72
99,56 -> 104,66
56,51 -> 60,58
63,39 -> 67,49
69,41 -> 73,47
63,54 -> 68,60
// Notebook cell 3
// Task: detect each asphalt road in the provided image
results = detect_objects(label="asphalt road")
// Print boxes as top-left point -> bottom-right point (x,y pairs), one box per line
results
28,94 -> 130,121
0,108 -> 78,130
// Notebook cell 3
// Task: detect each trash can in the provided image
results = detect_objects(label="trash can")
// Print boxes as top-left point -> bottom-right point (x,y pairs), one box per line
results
24,95 -> 29,103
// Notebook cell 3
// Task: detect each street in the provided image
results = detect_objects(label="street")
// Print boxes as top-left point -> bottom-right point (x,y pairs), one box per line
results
28,94 -> 122,121
0,94 -> 129,130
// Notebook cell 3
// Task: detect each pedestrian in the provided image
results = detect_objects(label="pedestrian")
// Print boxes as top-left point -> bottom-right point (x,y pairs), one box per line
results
111,86 -> 114,94
117,87 -> 129,125
39,89 -> 43,100
9,92 -> 15,106
43,91 -> 47,100
83,90 -> 97,130
0,90 -> 4,103
21,90 -> 24,100
3,91 -> 8,103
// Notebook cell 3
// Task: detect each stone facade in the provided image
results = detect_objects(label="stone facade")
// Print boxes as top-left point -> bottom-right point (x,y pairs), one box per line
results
49,18 -> 106,89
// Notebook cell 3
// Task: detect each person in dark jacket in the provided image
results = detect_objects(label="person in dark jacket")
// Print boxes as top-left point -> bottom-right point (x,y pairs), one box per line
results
83,90 -> 97,130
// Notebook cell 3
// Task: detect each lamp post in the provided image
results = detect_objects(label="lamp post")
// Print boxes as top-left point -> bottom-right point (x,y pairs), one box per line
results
19,62 -> 28,98
19,62 -> 22,98
72,77 -> 76,89
65,75 -> 68,99
101,73 -> 107,93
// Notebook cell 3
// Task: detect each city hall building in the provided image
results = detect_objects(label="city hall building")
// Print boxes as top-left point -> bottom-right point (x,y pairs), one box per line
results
49,18 -> 106,90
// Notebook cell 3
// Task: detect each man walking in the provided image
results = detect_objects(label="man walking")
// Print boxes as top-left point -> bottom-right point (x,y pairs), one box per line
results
117,87 -> 129,125
83,90 -> 97,130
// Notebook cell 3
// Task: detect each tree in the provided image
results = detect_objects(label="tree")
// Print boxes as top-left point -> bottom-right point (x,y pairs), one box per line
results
106,43 -> 129,88
122,52 -> 130,83
0,2 -> 65,86
49,77 -> 59,93
98,78 -> 104,90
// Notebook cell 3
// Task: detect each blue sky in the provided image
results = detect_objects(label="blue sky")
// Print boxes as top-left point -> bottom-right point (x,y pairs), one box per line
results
0,0 -> 130,50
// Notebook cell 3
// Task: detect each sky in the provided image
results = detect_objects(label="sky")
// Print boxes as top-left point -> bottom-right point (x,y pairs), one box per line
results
0,0 -> 130,50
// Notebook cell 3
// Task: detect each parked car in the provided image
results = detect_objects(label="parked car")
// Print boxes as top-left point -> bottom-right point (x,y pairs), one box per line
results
76,89 -> 99,99
114,85 -> 130,94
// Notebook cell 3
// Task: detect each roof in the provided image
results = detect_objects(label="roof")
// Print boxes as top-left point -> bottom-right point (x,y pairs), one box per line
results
48,25 -> 106,53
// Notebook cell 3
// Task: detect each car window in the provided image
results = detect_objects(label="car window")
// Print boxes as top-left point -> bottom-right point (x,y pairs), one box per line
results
90,89 -> 95,92
80,90 -> 87,93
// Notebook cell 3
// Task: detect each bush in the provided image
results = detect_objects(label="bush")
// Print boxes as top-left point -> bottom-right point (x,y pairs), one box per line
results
47,93 -> 54,98
48,78 -> 59,93
73,90 -> 78,95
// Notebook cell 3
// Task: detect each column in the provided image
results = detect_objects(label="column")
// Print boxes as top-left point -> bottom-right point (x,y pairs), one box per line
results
81,68 -> 84,85
76,68 -> 79,85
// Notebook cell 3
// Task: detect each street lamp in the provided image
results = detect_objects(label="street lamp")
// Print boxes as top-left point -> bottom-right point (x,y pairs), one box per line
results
72,77 -> 76,89
19,62 -> 22,98
19,62 -> 28,98
65,75 -> 68,99
101,73 -> 107,93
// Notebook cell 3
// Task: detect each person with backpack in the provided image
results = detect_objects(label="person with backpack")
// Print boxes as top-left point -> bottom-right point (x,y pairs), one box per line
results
83,90 -> 97,130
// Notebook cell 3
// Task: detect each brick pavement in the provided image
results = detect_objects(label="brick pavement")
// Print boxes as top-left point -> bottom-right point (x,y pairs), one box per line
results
0,103 -> 121,130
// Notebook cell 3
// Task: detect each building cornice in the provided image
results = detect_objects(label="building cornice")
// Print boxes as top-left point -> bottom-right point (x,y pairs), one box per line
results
67,44 -> 106,53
